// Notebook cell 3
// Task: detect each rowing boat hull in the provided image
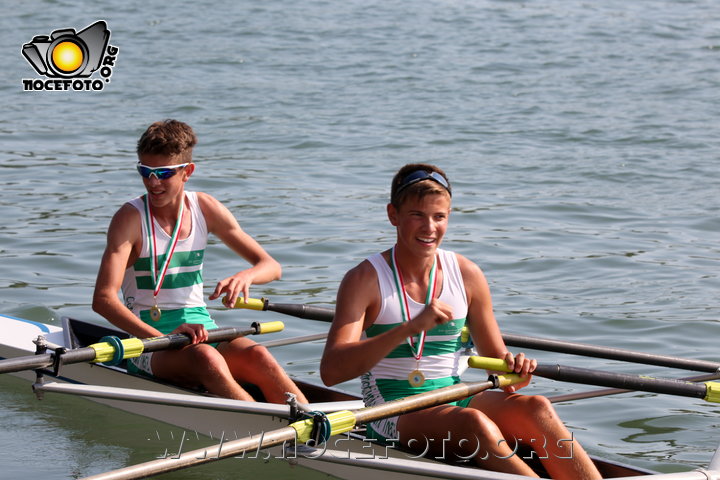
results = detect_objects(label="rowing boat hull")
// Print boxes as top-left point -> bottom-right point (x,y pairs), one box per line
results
0,314 -> 661,479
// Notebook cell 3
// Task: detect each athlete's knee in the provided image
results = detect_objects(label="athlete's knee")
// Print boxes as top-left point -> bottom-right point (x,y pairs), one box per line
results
185,344 -> 226,370
242,343 -> 281,368
519,395 -> 565,431
461,408 -> 504,439
524,395 -> 555,417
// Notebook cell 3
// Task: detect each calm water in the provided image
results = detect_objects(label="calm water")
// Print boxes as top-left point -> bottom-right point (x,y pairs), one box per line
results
1,0 -> 719,478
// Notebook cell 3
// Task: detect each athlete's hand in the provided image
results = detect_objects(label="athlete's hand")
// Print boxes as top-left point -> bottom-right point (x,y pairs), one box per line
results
173,323 -> 209,344
502,351 -> 536,393
407,298 -> 454,336
209,270 -> 254,308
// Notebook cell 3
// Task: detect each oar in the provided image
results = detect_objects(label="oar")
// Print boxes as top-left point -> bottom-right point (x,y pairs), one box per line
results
468,356 -> 720,403
259,332 -> 328,348
548,372 -> 720,403
232,297 -> 335,322
0,321 -> 284,375
501,333 -> 720,373
82,373 -> 525,480
234,298 -> 720,374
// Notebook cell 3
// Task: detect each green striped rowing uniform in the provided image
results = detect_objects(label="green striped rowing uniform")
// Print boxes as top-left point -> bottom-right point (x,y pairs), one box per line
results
361,249 -> 470,442
121,191 -> 211,331
121,192 -> 217,375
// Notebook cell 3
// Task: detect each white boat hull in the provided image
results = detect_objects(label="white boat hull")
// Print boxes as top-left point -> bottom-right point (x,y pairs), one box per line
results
0,314 -> 674,479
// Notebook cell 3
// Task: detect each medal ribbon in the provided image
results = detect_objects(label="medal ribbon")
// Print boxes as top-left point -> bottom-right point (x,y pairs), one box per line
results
143,194 -> 185,298
390,245 -> 438,362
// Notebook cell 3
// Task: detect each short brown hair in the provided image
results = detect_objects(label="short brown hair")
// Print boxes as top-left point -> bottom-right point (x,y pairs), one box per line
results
390,163 -> 451,207
137,119 -> 197,163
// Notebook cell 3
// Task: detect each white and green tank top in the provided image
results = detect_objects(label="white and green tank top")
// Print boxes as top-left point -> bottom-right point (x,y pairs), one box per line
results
121,191 -> 209,333
361,248 -> 469,406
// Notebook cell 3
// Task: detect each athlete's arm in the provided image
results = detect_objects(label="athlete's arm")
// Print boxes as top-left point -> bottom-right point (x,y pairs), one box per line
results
197,192 -> 282,308
459,253 -> 536,391
92,204 -> 165,338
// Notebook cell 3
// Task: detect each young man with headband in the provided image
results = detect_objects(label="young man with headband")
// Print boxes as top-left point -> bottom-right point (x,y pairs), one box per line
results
321,164 -> 601,479
93,119 -> 307,404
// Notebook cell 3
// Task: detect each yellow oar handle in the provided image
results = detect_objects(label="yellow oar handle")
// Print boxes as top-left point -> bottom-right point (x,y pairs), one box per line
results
90,337 -> 145,364
705,382 -> 720,403
495,373 -> 525,388
89,322 -> 283,366
291,410 -> 357,444
255,321 -> 284,334
468,356 -> 512,372
460,326 -> 470,344
225,296 -> 266,310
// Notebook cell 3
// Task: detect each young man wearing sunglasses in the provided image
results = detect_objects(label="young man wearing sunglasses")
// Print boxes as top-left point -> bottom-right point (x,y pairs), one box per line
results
93,119 -> 307,404
320,164 -> 601,479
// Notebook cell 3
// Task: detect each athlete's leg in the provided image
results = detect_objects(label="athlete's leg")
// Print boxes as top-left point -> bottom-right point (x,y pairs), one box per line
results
397,404 -> 539,476
151,344 -> 255,401
217,337 -> 308,404
471,391 -> 602,480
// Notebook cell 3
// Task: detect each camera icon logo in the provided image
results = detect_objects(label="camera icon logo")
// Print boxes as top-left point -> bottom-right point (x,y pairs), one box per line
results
22,20 -> 119,91
23,21 -> 110,78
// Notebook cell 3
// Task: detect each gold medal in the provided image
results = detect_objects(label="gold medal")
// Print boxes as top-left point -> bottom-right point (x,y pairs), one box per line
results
150,305 -> 162,321
408,369 -> 425,387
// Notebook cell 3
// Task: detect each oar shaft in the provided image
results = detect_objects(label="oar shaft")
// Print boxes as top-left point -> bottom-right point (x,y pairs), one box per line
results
353,379 -> 498,425
0,322 -> 283,375
268,302 -> 335,322
469,356 -> 718,402
245,298 -> 720,374
548,372 -> 720,403
503,333 -> 720,373
259,332 -> 328,348
139,326 -> 258,353
533,363 -> 709,400
83,426 -> 298,480
0,352 -> 58,374
0,348 -> 99,374
233,297 -> 335,322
